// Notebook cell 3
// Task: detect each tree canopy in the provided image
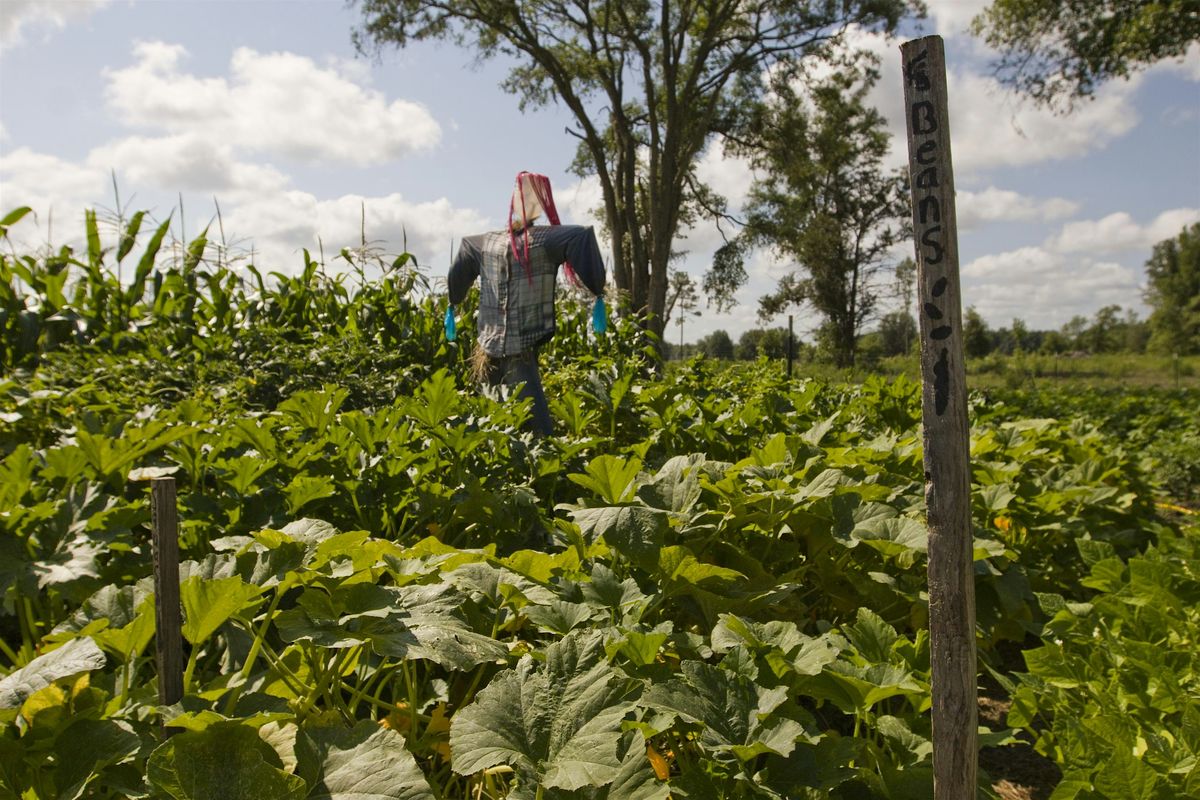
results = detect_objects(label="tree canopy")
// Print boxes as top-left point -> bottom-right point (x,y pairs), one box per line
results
970,0 -> 1200,109
727,61 -> 910,368
1145,222 -> 1200,355
352,0 -> 913,340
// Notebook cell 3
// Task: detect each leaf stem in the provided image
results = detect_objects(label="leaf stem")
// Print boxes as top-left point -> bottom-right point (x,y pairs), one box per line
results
223,579 -> 290,715
182,644 -> 200,694
0,634 -> 21,667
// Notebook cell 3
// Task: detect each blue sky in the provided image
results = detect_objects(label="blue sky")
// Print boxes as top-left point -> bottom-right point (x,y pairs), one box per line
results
1,0 -> 1198,343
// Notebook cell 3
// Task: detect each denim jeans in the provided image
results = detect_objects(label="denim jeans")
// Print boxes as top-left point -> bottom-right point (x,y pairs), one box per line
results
485,349 -> 554,436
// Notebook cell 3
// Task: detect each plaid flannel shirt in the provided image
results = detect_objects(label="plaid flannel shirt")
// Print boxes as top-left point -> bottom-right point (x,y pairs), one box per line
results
448,224 -> 605,357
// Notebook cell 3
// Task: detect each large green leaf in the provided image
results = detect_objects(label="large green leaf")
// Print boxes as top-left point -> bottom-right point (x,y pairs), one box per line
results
180,576 -> 265,645
274,608 -> 362,650
758,736 -> 861,795
0,638 -> 106,709
361,583 -> 509,670
55,581 -> 156,657
658,546 -> 743,589
637,454 -> 704,513
841,608 -> 900,665
303,720 -> 435,800
568,455 -> 643,504
799,661 -> 927,715
711,614 -> 840,677
450,629 -> 637,791
284,476 -> 338,515
524,600 -> 595,635
1093,751 -> 1159,800
642,660 -> 808,761
53,718 -> 141,800
579,563 -> 650,622
32,534 -> 104,589
849,516 -> 928,557
536,733 -> 669,800
571,506 -> 669,571
147,722 -> 306,800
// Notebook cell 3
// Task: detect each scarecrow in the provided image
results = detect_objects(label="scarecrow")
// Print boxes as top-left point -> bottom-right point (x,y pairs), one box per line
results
447,172 -> 607,436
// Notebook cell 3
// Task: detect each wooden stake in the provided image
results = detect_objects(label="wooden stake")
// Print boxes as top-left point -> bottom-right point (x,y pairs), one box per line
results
151,477 -> 184,711
787,315 -> 794,378
900,35 -> 978,799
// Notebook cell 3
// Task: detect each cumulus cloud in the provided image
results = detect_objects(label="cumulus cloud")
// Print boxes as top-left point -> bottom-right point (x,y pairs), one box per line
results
923,0 -> 991,39
695,139 -> 753,211
947,71 -> 1141,172
222,191 -> 491,273
1049,208 -> 1200,254
88,135 -> 292,196
962,247 -> 1143,327
0,135 -> 490,275
103,41 -> 441,165
556,174 -> 606,231
0,0 -> 110,47
1149,41 -> 1200,82
812,26 -> 1142,176
957,187 -> 1078,230
0,146 -> 109,224
957,206 -> 1200,328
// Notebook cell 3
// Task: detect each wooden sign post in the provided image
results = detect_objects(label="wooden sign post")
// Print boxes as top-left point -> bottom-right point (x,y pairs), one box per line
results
899,35 -> 978,798
787,314 -> 794,378
151,477 -> 184,714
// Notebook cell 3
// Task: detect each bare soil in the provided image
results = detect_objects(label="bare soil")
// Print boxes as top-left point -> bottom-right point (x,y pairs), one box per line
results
978,668 -> 1061,800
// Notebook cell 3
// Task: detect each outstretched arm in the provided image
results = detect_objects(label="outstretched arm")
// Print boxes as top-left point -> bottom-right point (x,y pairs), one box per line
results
447,236 -> 482,304
545,225 -> 605,297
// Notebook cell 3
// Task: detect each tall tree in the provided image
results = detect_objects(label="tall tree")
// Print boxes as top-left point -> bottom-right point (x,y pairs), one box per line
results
352,0 -> 911,341
698,329 -> 735,359
729,61 -> 910,368
963,307 -> 993,358
1085,304 -> 1123,353
971,0 -> 1200,109
667,269 -> 700,353
878,310 -> 917,356
1145,222 -> 1200,354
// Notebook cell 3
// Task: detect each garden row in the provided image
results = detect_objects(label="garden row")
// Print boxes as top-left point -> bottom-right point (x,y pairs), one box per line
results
1,209 -> 1197,798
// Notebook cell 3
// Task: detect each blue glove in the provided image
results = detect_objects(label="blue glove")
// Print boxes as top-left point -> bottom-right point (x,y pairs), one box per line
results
592,297 -> 607,334
444,305 -> 456,342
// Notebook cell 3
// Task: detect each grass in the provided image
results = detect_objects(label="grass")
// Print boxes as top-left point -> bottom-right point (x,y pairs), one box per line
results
700,352 -> 1200,390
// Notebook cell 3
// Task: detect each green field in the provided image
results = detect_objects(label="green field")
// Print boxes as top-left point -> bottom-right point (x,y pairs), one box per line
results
2,216 -> 1198,799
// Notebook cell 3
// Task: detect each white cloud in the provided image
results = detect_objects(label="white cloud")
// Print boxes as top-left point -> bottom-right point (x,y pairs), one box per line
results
0,134 -> 491,275
957,187 -> 1078,230
958,205 -> 1200,328
0,0 -> 110,47
222,191 -> 491,273
695,139 -> 753,211
816,26 -> 1142,176
1150,41 -> 1200,81
962,247 -> 1143,327
103,41 -> 441,165
1049,208 -> 1200,254
923,0 -> 991,39
947,70 -> 1141,172
88,134 -> 291,196
0,146 -> 108,223
557,174 -> 605,231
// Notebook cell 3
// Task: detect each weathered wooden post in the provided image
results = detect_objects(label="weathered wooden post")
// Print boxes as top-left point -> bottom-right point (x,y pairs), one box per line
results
787,314 -> 795,378
900,35 -> 978,798
151,477 -> 184,715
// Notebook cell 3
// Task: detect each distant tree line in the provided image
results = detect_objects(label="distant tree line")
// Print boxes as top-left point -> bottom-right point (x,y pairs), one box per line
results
673,221 -> 1199,362
959,222 -> 1199,358
663,327 -> 803,362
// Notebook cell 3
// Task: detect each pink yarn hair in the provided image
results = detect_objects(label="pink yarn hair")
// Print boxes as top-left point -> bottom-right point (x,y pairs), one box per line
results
508,171 -> 578,286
